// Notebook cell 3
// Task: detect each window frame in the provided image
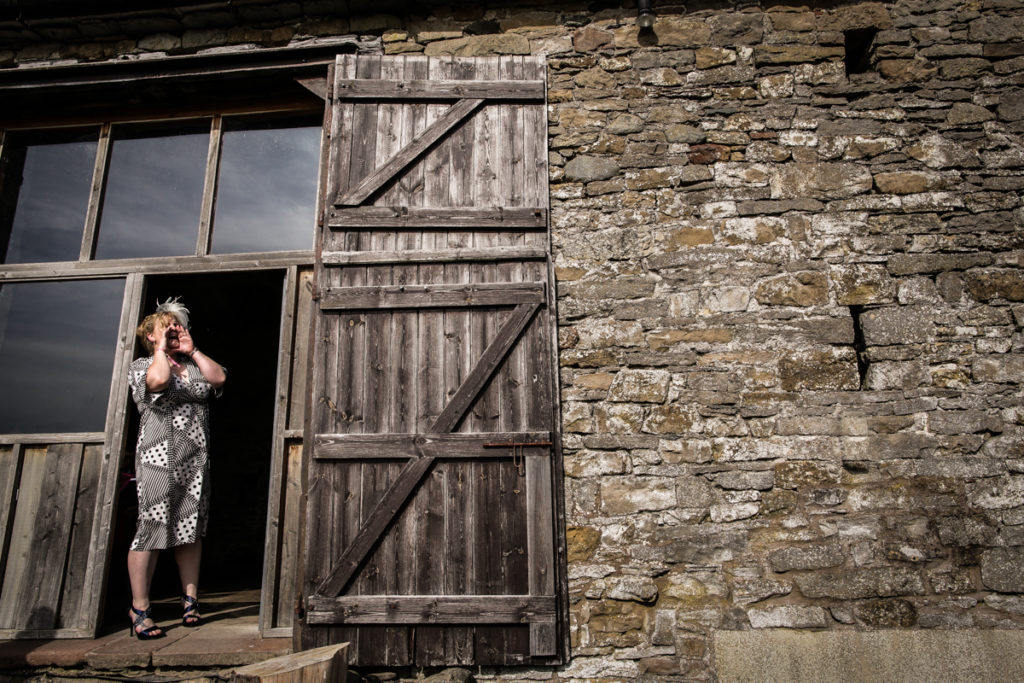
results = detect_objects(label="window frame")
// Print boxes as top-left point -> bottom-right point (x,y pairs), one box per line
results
1,108 -> 324,281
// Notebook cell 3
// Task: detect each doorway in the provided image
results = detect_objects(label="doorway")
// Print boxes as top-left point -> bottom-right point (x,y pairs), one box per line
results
105,269 -> 285,629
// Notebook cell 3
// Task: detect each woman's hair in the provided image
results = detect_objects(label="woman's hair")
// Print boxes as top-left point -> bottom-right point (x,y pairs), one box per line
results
136,298 -> 190,354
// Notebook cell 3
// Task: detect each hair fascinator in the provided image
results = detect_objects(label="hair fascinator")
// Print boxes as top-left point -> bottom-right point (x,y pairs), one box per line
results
155,297 -> 190,329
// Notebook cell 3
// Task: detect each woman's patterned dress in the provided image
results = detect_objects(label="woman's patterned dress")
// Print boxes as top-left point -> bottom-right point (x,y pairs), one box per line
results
128,355 -> 219,550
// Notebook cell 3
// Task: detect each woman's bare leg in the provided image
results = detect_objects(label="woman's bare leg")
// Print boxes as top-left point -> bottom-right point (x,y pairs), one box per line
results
175,540 -> 202,623
127,549 -> 161,633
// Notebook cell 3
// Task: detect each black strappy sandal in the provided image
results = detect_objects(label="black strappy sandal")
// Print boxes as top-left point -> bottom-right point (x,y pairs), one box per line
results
129,605 -> 165,639
181,595 -> 201,627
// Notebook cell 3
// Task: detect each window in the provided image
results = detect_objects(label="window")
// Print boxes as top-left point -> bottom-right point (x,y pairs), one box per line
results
1,127 -> 98,264
0,279 -> 124,434
94,121 -> 210,260
1,113 -> 321,264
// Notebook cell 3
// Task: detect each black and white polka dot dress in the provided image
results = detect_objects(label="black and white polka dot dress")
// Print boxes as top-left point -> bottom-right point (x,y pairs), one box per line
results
128,355 -> 219,551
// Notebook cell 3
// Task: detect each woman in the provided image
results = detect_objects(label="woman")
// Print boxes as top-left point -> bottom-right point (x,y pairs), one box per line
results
126,298 -> 226,639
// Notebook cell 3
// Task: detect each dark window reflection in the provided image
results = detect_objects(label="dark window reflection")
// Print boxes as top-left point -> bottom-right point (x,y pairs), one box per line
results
1,128 -> 98,264
94,122 -> 208,260
0,279 -> 124,434
212,117 -> 319,254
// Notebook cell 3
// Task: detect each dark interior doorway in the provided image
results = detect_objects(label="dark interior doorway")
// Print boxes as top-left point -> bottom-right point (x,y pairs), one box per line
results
105,269 -> 284,627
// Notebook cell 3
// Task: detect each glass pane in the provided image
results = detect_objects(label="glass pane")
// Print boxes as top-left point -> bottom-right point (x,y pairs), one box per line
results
2,129 -> 98,264
212,118 -> 319,253
94,122 -> 208,260
0,279 -> 124,434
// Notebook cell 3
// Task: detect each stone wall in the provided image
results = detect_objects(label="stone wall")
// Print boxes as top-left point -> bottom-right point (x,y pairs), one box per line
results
4,1 -> 1024,680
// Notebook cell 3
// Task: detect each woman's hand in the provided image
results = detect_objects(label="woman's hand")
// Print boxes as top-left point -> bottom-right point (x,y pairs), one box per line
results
176,326 -> 195,355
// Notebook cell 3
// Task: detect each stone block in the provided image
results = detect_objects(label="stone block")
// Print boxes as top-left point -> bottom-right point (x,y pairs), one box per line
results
858,306 -> 935,346
886,252 -> 994,275
564,155 -> 619,182
973,354 -> 1024,383
748,605 -> 829,629
769,543 -> 846,573
732,576 -> 793,605
423,33 -> 530,56
600,476 -> 677,515
794,567 -> 925,599
964,269 -> 1024,302
774,461 -> 841,490
832,264 -> 897,305
928,410 -> 1001,435
712,470 -> 774,491
710,502 -> 760,523
754,272 -> 829,306
567,526 -> 602,562
779,348 -> 860,391
907,133 -> 982,169
981,547 -> 1024,592
753,45 -> 845,65
608,369 -> 670,403
853,599 -> 917,627
575,318 -> 645,348
645,404 -> 695,434
770,163 -> 873,200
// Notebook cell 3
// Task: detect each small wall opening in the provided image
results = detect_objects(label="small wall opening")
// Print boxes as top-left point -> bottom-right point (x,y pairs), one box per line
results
849,305 -> 869,389
844,28 -> 878,75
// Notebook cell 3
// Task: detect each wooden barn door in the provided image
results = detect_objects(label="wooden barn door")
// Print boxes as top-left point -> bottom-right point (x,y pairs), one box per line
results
298,55 -> 565,666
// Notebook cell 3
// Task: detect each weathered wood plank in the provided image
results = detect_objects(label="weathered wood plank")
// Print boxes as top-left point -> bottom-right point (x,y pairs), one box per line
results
307,595 -> 556,624
0,433 -> 103,445
0,444 -> 22,599
322,246 -> 546,265
327,206 -> 547,230
230,642 -> 347,683
336,98 -> 484,207
313,432 -> 552,459
59,443 -> 102,632
319,282 -> 544,310
335,79 -> 545,100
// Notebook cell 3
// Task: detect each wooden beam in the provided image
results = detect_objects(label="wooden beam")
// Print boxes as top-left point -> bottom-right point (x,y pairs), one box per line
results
334,79 -> 545,100
197,115 -> 223,257
0,250 -> 314,283
321,246 -> 547,265
313,431 -> 552,459
306,595 -> 557,625
318,282 -> 545,310
327,206 -> 547,229
335,98 -> 484,206
79,123 -> 111,262
0,433 -> 104,446
296,76 -> 329,101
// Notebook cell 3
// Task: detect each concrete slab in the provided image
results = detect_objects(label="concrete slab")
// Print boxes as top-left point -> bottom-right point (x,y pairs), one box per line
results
715,629 -> 1024,683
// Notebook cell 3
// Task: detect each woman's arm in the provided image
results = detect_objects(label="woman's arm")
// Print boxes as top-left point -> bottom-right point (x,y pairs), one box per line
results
146,323 -> 173,392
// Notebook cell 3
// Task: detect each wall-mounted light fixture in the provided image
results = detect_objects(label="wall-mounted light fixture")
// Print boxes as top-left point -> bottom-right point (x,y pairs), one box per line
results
637,0 -> 656,29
